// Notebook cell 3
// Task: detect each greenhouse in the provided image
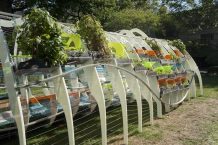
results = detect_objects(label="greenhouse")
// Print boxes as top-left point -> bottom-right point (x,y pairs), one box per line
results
0,9 -> 203,145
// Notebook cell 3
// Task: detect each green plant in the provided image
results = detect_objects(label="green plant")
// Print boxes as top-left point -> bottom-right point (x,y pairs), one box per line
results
17,8 -> 68,66
145,39 -> 161,51
77,15 -> 111,57
169,39 -> 186,53
169,52 -> 179,60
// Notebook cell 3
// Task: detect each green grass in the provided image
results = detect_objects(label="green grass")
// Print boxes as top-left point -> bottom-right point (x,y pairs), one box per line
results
182,138 -> 202,145
196,75 -> 218,99
136,124 -> 163,141
205,121 -> 218,144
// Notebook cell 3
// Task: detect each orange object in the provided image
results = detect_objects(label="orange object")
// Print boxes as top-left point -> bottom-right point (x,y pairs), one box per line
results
164,54 -> 172,60
175,77 -> 182,84
147,50 -> 156,57
29,94 -> 56,104
167,78 -> 175,85
135,48 -> 145,54
180,77 -> 187,83
158,78 -> 167,87
174,50 -> 182,57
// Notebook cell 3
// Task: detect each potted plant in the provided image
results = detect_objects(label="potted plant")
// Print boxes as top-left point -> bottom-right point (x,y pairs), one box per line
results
77,15 -> 111,59
145,39 -> 162,58
17,8 -> 68,69
169,39 -> 186,54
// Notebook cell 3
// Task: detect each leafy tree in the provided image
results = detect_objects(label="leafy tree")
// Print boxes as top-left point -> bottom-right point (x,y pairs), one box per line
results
161,0 -> 196,12
26,0 -> 116,24
155,6 -> 181,38
198,0 -> 218,29
104,8 -> 159,36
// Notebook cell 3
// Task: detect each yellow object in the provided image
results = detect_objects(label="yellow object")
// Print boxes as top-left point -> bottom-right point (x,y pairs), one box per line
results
62,33 -> 82,51
108,42 -> 127,58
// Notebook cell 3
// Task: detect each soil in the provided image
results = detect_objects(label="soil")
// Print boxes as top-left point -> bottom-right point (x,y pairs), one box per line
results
109,97 -> 218,145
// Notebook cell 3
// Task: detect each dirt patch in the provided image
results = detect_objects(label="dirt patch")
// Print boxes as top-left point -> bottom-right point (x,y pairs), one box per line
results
127,98 -> 218,145
108,97 -> 218,145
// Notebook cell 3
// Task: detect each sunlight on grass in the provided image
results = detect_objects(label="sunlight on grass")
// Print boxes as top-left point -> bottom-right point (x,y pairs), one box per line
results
129,123 -> 163,142
196,75 -> 218,100
206,121 -> 218,144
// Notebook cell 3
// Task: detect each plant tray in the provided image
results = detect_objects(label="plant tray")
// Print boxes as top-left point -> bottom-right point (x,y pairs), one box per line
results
15,67 -> 57,76
116,58 -> 132,66
67,56 -> 92,65
134,64 -> 148,72
160,59 -> 175,65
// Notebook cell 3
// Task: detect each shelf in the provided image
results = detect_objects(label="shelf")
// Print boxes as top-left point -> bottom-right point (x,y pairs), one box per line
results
160,86 -> 190,95
15,67 -> 57,76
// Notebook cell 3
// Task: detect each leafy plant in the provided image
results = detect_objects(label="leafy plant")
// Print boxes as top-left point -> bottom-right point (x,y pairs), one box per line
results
17,8 -> 68,66
169,52 -> 179,60
77,15 -> 111,57
169,39 -> 186,53
145,39 -> 160,51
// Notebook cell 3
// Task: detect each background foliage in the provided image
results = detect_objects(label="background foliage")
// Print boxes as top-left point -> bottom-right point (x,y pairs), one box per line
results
1,0 -> 218,67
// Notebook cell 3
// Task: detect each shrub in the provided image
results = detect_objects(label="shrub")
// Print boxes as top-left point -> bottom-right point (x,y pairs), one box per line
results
77,15 -> 111,57
169,39 -> 186,53
17,8 -> 68,66
145,39 -> 160,51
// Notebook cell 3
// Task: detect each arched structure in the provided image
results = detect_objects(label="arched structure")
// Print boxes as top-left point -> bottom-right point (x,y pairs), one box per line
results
0,12 -> 202,145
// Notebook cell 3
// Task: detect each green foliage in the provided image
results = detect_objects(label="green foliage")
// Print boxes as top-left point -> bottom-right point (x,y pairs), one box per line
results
17,8 -> 68,66
161,0 -> 196,12
145,39 -> 160,51
26,0 -> 117,24
77,15 -> 111,56
169,52 -> 179,60
169,39 -> 186,53
105,8 -> 159,34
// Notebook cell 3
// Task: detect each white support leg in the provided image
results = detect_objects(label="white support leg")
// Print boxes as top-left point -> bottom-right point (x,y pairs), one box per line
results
83,66 -> 107,145
122,65 -> 143,132
185,51 -> 203,95
14,96 -> 27,145
107,65 -> 128,144
53,66 -> 75,145
136,73 -> 153,125
147,76 -> 162,118
62,66 -> 80,116
188,77 -> 196,98
19,75 -> 30,126
0,29 -> 26,145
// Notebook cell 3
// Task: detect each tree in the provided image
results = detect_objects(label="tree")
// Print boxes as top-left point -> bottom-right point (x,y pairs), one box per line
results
155,6 -> 180,38
161,0 -> 196,12
26,0 -> 116,23
104,8 -> 159,36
